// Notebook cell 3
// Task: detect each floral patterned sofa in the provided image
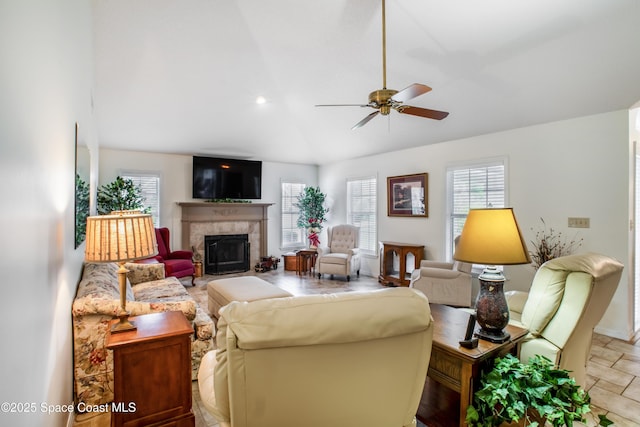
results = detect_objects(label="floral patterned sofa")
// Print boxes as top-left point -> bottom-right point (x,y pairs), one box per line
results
72,262 -> 214,408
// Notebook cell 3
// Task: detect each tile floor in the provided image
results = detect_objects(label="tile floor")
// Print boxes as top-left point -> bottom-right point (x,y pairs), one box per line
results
73,267 -> 640,426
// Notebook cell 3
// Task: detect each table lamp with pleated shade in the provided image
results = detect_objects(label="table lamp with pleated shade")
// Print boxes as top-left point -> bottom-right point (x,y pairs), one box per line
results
85,210 -> 158,332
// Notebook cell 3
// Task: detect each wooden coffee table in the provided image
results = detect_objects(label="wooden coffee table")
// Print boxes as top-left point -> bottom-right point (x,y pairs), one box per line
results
417,303 -> 528,427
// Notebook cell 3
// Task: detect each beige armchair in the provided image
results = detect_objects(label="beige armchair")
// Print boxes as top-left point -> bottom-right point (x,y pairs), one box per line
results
409,239 -> 472,307
316,224 -> 361,281
198,288 -> 434,427
505,252 -> 623,388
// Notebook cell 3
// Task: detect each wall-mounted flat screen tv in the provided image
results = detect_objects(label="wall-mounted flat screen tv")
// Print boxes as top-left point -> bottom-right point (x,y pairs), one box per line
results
192,156 -> 262,200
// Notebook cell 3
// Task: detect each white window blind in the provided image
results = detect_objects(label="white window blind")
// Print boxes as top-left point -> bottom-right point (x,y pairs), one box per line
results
347,176 -> 377,254
121,172 -> 161,227
447,162 -> 505,259
281,182 -> 306,248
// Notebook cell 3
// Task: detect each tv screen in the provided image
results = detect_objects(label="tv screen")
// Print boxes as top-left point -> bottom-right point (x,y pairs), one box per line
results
192,156 -> 262,200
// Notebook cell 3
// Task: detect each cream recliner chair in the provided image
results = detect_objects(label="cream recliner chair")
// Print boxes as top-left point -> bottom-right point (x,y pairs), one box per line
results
316,224 -> 361,281
505,252 -> 623,388
198,288 -> 434,427
409,236 -> 472,307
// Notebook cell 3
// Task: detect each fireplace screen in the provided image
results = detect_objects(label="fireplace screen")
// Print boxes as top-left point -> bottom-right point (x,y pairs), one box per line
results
204,234 -> 250,274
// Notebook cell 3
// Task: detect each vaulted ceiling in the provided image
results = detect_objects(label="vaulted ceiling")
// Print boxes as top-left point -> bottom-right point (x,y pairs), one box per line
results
93,0 -> 640,165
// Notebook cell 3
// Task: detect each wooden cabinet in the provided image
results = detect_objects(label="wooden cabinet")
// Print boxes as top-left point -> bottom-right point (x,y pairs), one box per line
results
378,241 -> 424,287
106,311 -> 195,427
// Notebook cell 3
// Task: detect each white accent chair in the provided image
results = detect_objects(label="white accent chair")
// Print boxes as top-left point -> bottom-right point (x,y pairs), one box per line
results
505,252 -> 623,388
316,224 -> 361,281
197,288 -> 434,427
409,237 -> 472,307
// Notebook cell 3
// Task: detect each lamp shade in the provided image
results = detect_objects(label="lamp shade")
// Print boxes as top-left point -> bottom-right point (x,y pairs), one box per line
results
453,208 -> 531,265
85,210 -> 158,262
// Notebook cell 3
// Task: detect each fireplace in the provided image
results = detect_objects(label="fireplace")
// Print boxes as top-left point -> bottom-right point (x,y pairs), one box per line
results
205,234 -> 250,275
179,202 -> 273,269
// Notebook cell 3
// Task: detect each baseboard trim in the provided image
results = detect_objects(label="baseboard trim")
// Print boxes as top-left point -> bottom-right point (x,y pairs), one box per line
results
594,325 -> 632,341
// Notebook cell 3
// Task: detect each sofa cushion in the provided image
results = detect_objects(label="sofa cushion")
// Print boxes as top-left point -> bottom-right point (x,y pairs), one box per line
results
220,287 -> 431,350
125,262 -> 165,285
319,252 -> 349,265
76,262 -> 135,302
131,278 -> 197,321
520,267 -> 569,336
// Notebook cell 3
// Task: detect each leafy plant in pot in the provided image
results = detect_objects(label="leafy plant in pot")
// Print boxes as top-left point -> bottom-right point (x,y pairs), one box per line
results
97,176 -> 150,215
294,186 -> 328,247
466,354 -> 612,427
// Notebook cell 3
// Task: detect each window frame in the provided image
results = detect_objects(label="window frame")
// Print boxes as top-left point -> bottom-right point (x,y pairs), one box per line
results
347,175 -> 378,256
120,170 -> 161,227
280,181 -> 306,249
445,158 -> 508,267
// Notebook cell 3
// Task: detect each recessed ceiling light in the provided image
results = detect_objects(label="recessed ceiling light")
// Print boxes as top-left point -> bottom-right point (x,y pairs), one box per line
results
255,96 -> 267,105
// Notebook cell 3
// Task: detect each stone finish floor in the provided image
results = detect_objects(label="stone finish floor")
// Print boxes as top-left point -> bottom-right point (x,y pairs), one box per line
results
73,267 -> 640,427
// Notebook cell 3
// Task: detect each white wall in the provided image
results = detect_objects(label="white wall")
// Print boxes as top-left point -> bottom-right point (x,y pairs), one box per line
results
98,149 -> 318,255
319,111 -> 632,340
0,1 -> 95,426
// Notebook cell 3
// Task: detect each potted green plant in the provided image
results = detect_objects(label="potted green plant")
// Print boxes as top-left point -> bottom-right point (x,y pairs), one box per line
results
97,176 -> 150,215
466,354 -> 612,427
294,186 -> 328,247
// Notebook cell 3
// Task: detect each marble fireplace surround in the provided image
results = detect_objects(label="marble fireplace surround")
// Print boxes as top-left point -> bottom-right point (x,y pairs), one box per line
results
178,202 -> 273,269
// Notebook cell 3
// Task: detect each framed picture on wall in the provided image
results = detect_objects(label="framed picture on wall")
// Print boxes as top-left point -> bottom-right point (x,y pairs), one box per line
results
387,173 -> 428,217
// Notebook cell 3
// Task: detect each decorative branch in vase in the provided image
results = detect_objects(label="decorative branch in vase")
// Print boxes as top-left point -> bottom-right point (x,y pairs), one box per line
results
294,186 -> 328,248
529,217 -> 583,269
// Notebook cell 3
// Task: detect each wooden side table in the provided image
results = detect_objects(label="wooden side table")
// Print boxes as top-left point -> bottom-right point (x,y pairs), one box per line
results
296,249 -> 317,276
106,311 -> 195,427
418,304 -> 528,426
378,241 -> 424,286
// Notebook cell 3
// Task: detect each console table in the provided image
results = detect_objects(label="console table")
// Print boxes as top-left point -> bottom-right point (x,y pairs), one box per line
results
378,241 -> 424,286
106,311 -> 195,427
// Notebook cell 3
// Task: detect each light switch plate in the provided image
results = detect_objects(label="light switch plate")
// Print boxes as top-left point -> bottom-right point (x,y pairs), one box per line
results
568,217 -> 590,228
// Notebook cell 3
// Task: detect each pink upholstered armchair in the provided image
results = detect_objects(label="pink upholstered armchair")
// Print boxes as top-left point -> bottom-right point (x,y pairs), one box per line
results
150,227 -> 195,285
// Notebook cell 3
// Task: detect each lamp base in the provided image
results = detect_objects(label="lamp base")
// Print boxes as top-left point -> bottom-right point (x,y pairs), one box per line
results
474,266 -> 511,344
111,313 -> 137,333
475,328 -> 510,343
111,263 -> 137,333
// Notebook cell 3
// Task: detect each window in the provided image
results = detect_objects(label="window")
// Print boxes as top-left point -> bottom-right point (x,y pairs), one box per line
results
447,160 -> 505,260
347,176 -> 377,255
281,182 -> 306,248
121,172 -> 161,227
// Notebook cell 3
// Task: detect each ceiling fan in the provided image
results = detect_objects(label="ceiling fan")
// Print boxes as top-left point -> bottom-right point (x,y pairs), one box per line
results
316,0 -> 449,129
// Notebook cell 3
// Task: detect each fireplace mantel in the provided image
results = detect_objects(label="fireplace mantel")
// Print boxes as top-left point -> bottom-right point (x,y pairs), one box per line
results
178,202 -> 273,266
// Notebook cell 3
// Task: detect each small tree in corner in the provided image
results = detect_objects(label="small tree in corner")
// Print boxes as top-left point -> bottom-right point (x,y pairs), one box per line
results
97,176 -> 150,215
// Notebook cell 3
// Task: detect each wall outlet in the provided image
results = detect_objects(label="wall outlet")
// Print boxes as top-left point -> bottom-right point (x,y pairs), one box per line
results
568,217 -> 590,228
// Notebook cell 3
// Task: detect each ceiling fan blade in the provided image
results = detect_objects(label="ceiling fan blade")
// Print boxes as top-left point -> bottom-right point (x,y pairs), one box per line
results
398,105 -> 449,120
352,111 -> 380,129
391,83 -> 432,103
315,104 -> 370,107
